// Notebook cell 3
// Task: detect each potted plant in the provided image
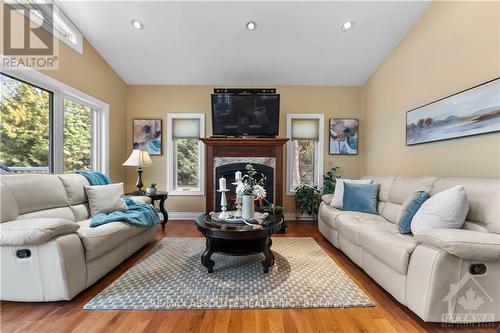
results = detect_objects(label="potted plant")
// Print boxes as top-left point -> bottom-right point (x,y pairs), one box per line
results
323,166 -> 340,194
236,164 -> 267,219
294,184 -> 322,221
146,182 -> 157,195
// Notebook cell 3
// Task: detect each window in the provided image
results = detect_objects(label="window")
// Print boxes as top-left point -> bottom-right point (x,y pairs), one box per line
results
0,70 -> 108,174
167,114 -> 205,195
286,114 -> 324,195
12,0 -> 83,54
63,98 -> 94,172
0,74 -> 52,173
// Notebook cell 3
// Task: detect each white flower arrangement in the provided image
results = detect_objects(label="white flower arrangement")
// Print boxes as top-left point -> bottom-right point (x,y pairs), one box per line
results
236,164 -> 267,200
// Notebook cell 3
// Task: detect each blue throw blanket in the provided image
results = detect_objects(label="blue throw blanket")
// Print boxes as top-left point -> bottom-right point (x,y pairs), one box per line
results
78,171 -> 112,185
90,197 -> 160,228
79,171 -> 160,228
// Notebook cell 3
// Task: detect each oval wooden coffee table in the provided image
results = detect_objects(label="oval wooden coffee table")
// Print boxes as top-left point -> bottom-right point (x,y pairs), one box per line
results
195,214 -> 283,273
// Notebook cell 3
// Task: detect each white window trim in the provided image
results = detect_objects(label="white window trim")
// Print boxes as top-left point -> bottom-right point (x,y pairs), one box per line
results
286,114 -> 324,196
10,0 -> 84,54
2,66 -> 109,174
167,113 -> 205,196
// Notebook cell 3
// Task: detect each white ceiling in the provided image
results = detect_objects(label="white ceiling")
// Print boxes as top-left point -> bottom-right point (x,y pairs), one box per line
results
58,1 -> 429,86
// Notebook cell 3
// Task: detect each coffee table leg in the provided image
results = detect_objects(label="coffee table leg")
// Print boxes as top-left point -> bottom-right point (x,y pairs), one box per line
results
261,236 -> 275,273
201,237 -> 215,273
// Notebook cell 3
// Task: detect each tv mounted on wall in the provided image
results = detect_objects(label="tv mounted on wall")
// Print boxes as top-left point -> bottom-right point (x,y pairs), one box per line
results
211,90 -> 280,137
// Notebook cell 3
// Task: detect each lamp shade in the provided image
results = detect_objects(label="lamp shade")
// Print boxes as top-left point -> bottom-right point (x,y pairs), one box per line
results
123,150 -> 154,167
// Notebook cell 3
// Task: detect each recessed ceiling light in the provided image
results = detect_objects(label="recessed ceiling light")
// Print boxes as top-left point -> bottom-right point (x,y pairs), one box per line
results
246,21 -> 256,31
131,19 -> 143,30
341,21 -> 353,32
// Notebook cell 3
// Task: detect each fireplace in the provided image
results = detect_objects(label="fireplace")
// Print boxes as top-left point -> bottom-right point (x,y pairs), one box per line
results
200,137 -> 288,213
215,163 -> 274,212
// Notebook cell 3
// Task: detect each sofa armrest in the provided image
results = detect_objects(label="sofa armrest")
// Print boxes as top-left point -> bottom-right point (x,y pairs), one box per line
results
322,194 -> 334,205
0,218 -> 80,246
414,229 -> 500,261
127,196 -> 152,205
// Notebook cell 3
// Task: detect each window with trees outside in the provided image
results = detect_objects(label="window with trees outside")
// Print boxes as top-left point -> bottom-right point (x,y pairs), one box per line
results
0,72 -> 108,174
286,115 -> 324,195
167,114 -> 205,195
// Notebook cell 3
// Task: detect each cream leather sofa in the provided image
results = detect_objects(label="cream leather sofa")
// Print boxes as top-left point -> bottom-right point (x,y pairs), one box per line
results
0,174 -> 156,301
318,176 -> 500,323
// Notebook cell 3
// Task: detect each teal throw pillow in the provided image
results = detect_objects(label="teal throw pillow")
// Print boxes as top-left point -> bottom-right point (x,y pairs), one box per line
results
342,183 -> 380,214
397,191 -> 430,234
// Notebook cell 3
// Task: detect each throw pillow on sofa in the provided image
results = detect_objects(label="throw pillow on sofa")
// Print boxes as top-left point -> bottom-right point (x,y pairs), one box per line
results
397,191 -> 430,234
331,178 -> 373,209
84,183 -> 128,216
342,182 -> 380,214
411,185 -> 469,235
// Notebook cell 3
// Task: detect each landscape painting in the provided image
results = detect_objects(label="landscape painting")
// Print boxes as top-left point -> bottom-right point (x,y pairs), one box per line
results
406,78 -> 500,145
329,118 -> 358,155
133,119 -> 162,155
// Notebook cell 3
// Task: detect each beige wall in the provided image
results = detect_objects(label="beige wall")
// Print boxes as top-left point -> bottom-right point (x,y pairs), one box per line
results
361,1 -> 500,178
40,40 -> 128,181
126,86 -> 362,213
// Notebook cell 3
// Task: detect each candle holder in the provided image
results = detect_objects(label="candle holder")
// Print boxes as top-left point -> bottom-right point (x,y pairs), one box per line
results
232,180 -> 243,218
217,189 -> 231,220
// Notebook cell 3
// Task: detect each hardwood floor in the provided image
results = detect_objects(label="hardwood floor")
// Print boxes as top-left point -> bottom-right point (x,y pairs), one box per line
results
1,220 -> 498,333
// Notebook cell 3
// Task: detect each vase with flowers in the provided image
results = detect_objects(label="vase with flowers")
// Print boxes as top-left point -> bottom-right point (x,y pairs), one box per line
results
236,164 -> 267,220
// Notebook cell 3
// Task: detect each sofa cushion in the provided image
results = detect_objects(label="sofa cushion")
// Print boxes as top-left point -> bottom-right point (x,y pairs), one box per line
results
0,181 -> 19,222
58,174 -> 89,205
397,191 -> 429,234
0,218 -> 80,246
84,183 -> 128,216
414,228 -> 500,261
331,179 -> 373,209
359,223 -> 418,275
70,204 -> 91,221
431,177 -> 500,234
76,219 -> 131,261
388,176 -> 437,205
366,176 -> 396,202
17,207 -> 76,221
336,213 -> 386,245
343,183 -> 379,214
411,186 -> 468,235
1,174 -> 69,214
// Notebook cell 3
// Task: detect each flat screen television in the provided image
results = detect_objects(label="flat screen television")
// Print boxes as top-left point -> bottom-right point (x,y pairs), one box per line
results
211,94 -> 280,136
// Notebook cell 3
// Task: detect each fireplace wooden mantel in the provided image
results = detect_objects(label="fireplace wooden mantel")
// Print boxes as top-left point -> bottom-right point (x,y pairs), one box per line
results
200,137 -> 289,213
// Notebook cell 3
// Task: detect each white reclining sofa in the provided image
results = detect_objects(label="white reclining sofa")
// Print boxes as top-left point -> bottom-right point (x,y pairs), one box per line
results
0,174 -> 156,301
319,176 -> 500,323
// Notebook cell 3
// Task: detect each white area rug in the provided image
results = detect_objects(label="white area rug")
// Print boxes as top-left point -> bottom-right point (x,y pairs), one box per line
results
84,237 -> 373,310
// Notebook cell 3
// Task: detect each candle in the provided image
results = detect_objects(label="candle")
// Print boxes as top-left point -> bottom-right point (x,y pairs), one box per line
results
235,171 -> 242,182
219,177 -> 226,191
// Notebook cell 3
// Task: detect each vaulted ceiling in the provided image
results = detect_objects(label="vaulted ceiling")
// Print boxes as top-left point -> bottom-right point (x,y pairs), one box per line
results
58,1 -> 429,85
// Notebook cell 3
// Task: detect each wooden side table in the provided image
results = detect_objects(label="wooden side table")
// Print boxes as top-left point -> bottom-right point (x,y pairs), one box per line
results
127,191 -> 169,230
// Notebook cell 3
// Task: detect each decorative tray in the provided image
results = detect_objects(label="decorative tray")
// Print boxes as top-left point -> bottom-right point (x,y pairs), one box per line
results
205,211 -> 271,230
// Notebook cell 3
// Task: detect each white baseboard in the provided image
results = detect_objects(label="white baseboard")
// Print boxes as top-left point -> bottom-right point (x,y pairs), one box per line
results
168,212 -> 205,220
284,212 -> 314,221
167,211 -> 313,221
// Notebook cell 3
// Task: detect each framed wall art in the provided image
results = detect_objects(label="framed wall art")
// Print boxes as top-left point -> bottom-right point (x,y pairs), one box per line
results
133,119 -> 162,155
329,118 -> 358,155
406,78 -> 500,146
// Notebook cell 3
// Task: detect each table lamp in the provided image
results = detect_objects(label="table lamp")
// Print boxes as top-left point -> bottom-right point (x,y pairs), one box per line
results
123,149 -> 154,195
